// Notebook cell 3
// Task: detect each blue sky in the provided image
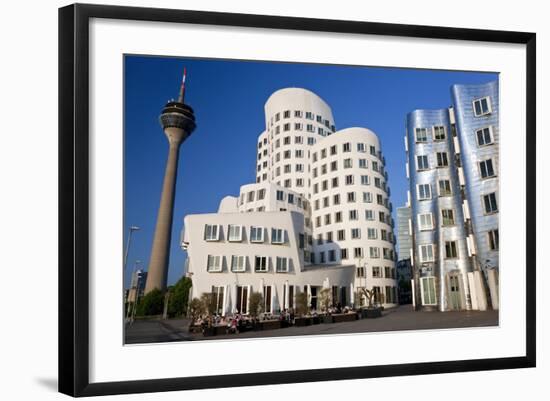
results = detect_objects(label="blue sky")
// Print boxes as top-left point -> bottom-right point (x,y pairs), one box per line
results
124,55 -> 497,287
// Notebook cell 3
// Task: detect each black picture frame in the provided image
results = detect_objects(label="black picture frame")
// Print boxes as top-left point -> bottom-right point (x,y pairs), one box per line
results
59,3 -> 536,397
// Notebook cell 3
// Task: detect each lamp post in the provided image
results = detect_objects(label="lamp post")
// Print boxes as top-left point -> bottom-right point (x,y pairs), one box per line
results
126,260 -> 141,320
124,225 -> 140,279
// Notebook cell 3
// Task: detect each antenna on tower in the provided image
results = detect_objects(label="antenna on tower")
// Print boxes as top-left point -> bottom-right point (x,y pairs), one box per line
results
178,67 -> 187,103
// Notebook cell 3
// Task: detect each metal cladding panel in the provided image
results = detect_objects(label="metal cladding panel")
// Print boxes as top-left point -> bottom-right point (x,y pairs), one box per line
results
451,81 -> 499,271
406,109 -> 472,309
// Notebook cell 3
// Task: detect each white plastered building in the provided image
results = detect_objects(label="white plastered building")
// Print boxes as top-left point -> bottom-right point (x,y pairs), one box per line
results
182,88 -> 398,315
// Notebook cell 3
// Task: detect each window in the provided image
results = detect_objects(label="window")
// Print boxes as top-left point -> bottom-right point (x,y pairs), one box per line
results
343,143 -> 351,152
349,210 -> 358,220
271,228 -> 284,244
257,189 -> 266,200
319,251 -> 326,263
433,125 -> 446,141
418,213 -> 433,231
343,158 -> 352,168
476,126 -> 494,146
473,96 -> 492,117
337,229 -> 345,241
438,180 -> 452,196
354,247 -> 363,258
276,257 -> 288,272
416,155 -> 430,171
335,211 -> 342,223
441,209 -> 455,226
361,175 -> 370,185
365,210 -> 374,220
283,123 -> 290,132
322,197 -> 329,208
228,224 -> 243,241
479,159 -> 495,178
305,111 -> 314,120
332,177 -> 339,188
351,228 -> 361,239
231,255 -> 246,272
307,124 -> 315,132
415,128 -> 428,142
295,110 -> 303,118
276,190 -> 285,201
324,214 -> 331,225
370,145 -> 376,156
330,145 -> 337,155
341,249 -> 348,260
307,137 -> 316,145
363,192 -> 373,203
384,266 -> 391,278
330,161 -> 338,171
211,286 -> 225,314
207,255 -> 222,272
204,224 -> 220,241
287,194 -> 295,204
347,192 -> 356,203
333,194 -> 341,205
345,175 -> 354,185
356,266 -> 365,277
359,159 -> 367,169
326,231 -> 333,243
372,266 -> 381,278
444,241 -> 459,259
374,177 -> 382,188
436,152 -> 449,167
417,184 -> 432,200
419,244 -> 434,263
255,256 -> 268,272
367,228 -> 377,239
250,226 -> 264,242
328,250 -> 336,262
483,192 -> 498,214
488,229 -> 499,250
372,161 -> 379,172
284,164 -> 291,174
369,247 -> 380,258
421,277 -> 437,305
357,143 -> 366,152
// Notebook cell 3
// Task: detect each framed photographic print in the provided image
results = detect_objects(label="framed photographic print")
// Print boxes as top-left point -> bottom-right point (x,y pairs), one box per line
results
58,3 -> 536,397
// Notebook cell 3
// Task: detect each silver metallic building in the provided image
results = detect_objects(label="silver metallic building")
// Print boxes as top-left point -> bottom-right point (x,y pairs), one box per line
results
405,80 -> 499,312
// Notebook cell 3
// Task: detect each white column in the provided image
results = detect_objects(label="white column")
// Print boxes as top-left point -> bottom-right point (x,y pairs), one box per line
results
350,283 -> 355,306
222,284 -> 228,316
231,284 -> 238,314
411,279 -> 416,309
271,284 -> 276,314
284,281 -> 289,310
307,284 -> 312,307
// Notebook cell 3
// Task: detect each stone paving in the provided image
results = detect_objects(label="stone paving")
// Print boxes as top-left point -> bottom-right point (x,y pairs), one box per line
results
124,305 -> 499,344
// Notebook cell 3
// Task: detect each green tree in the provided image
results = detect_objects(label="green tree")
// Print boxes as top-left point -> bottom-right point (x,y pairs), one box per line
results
318,288 -> 332,313
248,292 -> 264,320
188,297 -> 205,328
167,277 -> 192,318
136,288 -> 164,316
295,292 -> 309,316
200,292 -> 217,316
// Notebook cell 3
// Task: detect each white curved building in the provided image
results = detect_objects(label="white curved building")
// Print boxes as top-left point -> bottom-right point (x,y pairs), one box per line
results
182,88 -> 398,315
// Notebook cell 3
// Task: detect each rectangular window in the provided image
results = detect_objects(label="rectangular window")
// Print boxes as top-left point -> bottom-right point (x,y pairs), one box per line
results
345,175 -> 354,185
476,126 -> 494,146
354,247 -> 363,258
347,192 -> 356,203
204,224 -> 220,241
372,266 -> 381,278
356,266 -> 365,278
255,256 -> 268,272
343,158 -> 352,168
441,209 -> 455,226
276,257 -> 288,273
335,211 -> 342,223
332,177 -> 339,188
421,277 -> 437,305
207,255 -> 222,272
483,192 -> 498,214
436,152 -> 449,167
433,125 -> 446,141
365,210 -> 374,220
343,143 -> 351,152
283,110 -> 290,118
415,128 -> 428,142
351,228 -> 361,239
337,229 -> 345,241
357,143 -> 366,152
363,192 -> 373,203
333,194 -> 341,205
479,159 -> 495,178
445,241 -> 459,259
231,255 -> 246,272
330,145 -> 337,155
367,228 -> 377,239
488,229 -> 499,250
361,175 -> 370,185
306,111 -> 314,120
349,210 -> 358,220
473,96 -> 492,117
369,247 -> 380,258
341,248 -> 348,260
276,190 -> 285,201
418,213 -> 433,231
228,224 -> 243,242
384,266 -> 391,278
271,228 -> 284,244
417,155 -> 429,170
438,180 -> 452,196
419,244 -> 434,263
417,184 -> 432,200
328,250 -> 336,262
359,159 -> 367,169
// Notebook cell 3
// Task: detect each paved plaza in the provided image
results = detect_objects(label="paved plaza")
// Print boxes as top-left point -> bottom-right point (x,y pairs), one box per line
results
124,305 -> 499,344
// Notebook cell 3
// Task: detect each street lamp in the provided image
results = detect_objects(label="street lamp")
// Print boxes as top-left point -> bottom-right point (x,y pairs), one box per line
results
124,226 -> 140,282
126,260 -> 141,320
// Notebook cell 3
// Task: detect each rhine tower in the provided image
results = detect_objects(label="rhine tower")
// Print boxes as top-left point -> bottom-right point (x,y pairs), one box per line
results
144,69 -> 197,294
